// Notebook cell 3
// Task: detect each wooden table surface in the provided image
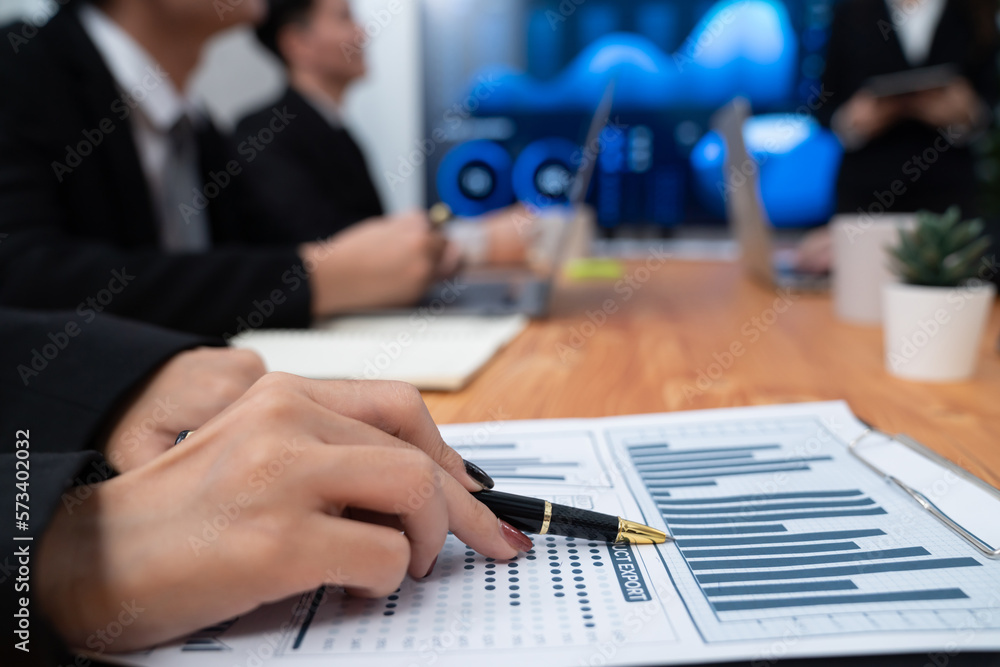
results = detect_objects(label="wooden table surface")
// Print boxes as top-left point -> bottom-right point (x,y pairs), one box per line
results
422,260 -> 1000,488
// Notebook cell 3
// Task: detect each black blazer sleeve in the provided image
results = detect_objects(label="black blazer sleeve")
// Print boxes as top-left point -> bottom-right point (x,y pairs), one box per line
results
0,308 -> 219,456
0,309 -> 217,665
1,451 -> 109,666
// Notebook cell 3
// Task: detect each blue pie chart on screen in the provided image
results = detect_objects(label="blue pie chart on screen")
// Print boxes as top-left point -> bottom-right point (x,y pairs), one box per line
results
436,140 -> 515,217
511,137 -> 581,208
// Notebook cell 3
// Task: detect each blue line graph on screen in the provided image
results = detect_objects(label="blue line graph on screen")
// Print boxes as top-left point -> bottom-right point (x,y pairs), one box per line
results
469,0 -> 799,113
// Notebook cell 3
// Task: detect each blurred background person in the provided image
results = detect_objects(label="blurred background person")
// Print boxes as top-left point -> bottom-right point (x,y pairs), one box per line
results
240,0 -> 385,240
798,0 -> 999,272
239,0 -> 533,266
822,0 -> 997,214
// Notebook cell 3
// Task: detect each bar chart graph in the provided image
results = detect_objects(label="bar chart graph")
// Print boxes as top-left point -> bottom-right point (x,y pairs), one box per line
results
449,429 -> 613,488
474,452 -> 580,482
612,416 -> 999,643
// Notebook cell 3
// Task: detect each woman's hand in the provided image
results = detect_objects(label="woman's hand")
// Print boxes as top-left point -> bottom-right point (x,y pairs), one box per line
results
103,347 -> 267,472
38,375 -> 530,653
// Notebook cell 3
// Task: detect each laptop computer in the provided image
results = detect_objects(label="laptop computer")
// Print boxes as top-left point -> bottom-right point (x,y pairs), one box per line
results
420,80 -> 616,317
712,97 -> 830,291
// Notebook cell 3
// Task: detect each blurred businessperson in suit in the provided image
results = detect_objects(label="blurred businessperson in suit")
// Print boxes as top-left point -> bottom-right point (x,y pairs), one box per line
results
0,0 -> 454,337
238,0 -> 535,266
819,0 -> 998,216
796,0 -> 998,273
238,0 -> 386,242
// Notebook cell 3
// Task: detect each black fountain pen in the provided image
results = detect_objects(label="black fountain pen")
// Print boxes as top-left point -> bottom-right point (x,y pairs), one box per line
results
472,489 -> 671,545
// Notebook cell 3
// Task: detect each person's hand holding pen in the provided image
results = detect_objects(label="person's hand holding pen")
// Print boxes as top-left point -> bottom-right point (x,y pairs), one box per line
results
431,202 -> 540,267
36,375 -> 533,654
301,211 -> 461,316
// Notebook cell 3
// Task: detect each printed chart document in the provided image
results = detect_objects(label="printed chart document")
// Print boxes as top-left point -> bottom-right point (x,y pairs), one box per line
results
111,402 -> 1000,666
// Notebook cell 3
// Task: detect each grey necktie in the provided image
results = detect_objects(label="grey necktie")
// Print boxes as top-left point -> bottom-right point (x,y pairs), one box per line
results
159,114 -> 211,252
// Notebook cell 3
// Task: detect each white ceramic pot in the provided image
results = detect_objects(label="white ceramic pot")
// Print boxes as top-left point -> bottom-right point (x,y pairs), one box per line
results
882,281 -> 997,381
832,213 -> 916,325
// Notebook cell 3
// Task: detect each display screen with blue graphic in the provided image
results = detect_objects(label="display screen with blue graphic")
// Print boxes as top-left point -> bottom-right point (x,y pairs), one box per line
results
422,0 -> 842,230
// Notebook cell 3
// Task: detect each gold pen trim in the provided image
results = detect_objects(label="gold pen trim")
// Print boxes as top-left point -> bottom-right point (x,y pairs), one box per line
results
615,518 -> 670,545
428,202 -> 453,228
539,501 -> 552,535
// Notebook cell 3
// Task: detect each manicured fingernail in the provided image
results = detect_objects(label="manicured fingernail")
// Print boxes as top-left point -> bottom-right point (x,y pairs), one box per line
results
498,519 -> 534,553
464,460 -> 495,489
423,556 -> 438,579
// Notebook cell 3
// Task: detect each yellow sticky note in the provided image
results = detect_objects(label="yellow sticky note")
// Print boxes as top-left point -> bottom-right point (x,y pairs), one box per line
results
564,258 -> 626,281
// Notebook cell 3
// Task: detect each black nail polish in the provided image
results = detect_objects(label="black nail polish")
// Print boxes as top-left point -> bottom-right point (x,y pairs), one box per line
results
464,460 -> 495,489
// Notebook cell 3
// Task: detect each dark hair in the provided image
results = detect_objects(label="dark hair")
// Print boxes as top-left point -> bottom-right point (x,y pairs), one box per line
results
256,0 -> 316,63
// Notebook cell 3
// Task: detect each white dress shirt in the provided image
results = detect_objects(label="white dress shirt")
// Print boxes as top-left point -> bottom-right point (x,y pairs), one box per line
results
888,0 -> 947,66
78,3 -> 210,251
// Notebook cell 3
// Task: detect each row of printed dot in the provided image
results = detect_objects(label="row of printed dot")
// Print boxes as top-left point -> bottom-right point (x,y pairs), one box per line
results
545,536 -> 599,628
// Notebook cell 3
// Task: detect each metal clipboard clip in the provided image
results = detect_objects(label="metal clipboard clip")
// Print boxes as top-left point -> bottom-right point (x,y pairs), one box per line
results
848,428 -> 1000,559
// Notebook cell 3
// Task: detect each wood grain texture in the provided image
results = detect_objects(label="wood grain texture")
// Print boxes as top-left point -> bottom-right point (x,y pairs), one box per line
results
422,261 -> 1000,486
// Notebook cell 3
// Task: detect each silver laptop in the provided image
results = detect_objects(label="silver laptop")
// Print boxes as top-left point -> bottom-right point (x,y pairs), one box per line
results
713,97 -> 829,291
422,80 -> 616,317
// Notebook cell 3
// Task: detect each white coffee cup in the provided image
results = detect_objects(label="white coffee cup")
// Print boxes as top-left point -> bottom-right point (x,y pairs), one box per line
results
832,213 -> 916,325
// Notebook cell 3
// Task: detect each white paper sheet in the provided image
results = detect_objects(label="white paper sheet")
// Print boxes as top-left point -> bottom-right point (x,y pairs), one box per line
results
109,402 -> 1000,666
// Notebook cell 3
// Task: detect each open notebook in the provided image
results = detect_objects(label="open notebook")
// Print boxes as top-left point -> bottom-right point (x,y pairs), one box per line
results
230,314 -> 528,391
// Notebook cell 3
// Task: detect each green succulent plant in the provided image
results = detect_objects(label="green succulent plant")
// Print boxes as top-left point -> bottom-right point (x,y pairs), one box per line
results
888,207 -> 993,288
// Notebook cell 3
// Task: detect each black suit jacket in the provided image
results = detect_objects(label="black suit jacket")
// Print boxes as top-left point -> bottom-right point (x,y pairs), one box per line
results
0,8 -> 313,337
235,87 -> 385,243
818,0 -> 998,215
0,308 -> 216,666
